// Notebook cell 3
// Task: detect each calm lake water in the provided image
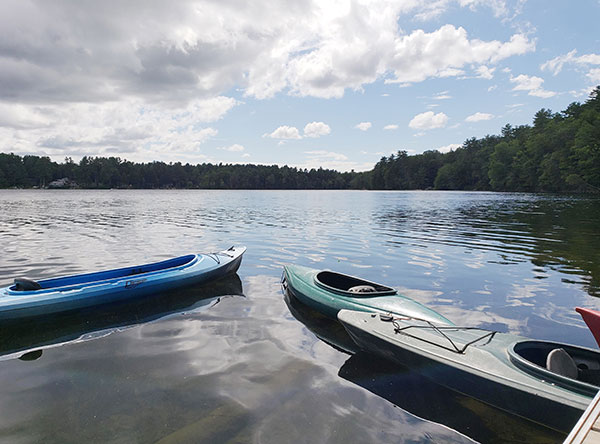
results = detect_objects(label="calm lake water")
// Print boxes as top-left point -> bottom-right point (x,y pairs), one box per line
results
0,189 -> 599,443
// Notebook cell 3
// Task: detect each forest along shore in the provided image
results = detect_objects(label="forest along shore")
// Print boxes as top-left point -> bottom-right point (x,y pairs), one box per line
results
1,87 -> 599,193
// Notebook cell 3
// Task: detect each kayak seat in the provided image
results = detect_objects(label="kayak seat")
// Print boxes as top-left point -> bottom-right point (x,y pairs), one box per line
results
546,348 -> 578,379
349,285 -> 377,294
13,278 -> 42,291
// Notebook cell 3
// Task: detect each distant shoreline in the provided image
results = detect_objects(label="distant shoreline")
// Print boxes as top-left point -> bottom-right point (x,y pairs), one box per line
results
1,87 -> 599,194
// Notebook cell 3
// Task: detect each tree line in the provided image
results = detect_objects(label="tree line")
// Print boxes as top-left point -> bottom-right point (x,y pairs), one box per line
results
370,86 -> 600,193
1,87 -> 599,192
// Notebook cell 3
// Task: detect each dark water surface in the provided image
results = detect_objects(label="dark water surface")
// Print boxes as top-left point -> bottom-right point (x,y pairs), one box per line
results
1,190 -> 599,443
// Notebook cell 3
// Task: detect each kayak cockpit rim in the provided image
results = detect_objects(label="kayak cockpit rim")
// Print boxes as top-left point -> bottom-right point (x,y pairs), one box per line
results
508,340 -> 600,397
314,271 -> 396,296
8,254 -> 199,293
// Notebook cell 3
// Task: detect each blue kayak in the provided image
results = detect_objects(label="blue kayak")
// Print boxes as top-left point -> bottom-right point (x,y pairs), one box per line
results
0,246 -> 245,319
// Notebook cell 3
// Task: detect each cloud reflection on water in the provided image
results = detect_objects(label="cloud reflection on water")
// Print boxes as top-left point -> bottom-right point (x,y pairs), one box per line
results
0,274 -> 479,443
0,190 -> 598,442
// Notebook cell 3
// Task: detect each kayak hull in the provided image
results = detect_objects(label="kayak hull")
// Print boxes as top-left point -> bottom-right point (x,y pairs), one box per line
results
0,246 -> 245,320
338,309 -> 598,433
283,264 -> 452,325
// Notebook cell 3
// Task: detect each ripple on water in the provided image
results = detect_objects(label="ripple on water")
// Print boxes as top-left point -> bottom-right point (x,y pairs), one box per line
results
0,190 -> 597,443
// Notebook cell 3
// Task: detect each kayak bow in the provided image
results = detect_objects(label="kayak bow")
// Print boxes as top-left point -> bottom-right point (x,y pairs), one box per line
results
282,264 -> 452,325
576,307 -> 600,347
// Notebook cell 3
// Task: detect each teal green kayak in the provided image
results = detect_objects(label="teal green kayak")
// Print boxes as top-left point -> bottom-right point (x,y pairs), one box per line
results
282,264 -> 452,325
338,309 -> 600,433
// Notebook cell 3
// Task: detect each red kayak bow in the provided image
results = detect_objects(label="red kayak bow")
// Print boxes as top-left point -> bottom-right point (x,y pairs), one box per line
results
576,307 -> 600,347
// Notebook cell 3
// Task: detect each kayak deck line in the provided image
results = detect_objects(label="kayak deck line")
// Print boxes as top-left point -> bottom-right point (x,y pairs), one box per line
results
380,313 -> 498,354
373,311 -> 600,398
338,308 -> 600,431
205,246 -> 239,265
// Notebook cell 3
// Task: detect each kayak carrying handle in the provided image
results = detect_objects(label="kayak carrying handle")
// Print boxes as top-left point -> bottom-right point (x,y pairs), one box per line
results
384,314 -> 497,354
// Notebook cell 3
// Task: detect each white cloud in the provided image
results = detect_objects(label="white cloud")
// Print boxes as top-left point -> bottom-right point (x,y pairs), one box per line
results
510,74 -> 556,98
465,112 -> 494,122
305,150 -> 348,162
511,74 -> 544,91
542,51 -> 600,92
0,2 -> 537,104
434,91 -> 452,100
541,50 -> 578,76
0,98 -> 231,161
355,122 -> 372,131
587,68 -> 600,84
0,1 -> 542,160
0,103 -> 51,129
303,121 -> 331,138
528,88 -> 557,98
458,0 -> 510,17
413,0 -> 514,21
263,126 -> 302,139
386,25 -> 534,85
437,143 -> 461,153
475,66 -> 496,79
383,124 -> 398,130
218,144 -> 245,152
242,153 -> 250,158
541,50 -> 600,75
408,111 -> 448,130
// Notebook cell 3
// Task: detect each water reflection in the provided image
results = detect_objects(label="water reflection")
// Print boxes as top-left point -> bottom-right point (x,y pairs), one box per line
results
339,353 -> 564,444
0,190 -> 598,442
0,274 -> 244,361
373,193 -> 600,298
0,275 -> 477,444
283,289 -> 358,355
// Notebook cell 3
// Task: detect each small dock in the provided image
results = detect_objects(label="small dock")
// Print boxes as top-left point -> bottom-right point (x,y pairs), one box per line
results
565,391 -> 600,443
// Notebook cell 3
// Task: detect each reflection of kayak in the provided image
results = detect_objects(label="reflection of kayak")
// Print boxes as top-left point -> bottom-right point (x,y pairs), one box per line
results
0,246 -> 245,319
338,352 -> 563,443
576,307 -> 600,347
283,289 -> 359,354
338,309 -> 600,433
282,264 -> 451,325
0,273 -> 244,360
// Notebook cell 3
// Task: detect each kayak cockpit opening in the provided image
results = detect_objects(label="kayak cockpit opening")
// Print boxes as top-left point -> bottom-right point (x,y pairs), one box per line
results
8,254 -> 198,293
510,341 -> 600,393
12,278 -> 42,291
314,271 -> 396,296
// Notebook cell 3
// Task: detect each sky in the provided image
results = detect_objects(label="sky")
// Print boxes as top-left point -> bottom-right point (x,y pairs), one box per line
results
0,1 -> 599,172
